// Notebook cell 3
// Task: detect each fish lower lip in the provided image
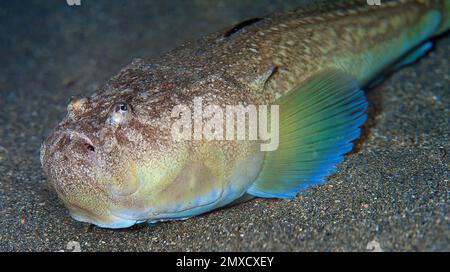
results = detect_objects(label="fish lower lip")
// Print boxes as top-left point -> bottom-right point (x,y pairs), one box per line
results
108,206 -> 152,222
68,204 -> 139,229
71,212 -> 138,229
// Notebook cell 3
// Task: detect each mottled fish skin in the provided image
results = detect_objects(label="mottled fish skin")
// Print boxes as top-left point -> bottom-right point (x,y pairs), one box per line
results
40,0 -> 449,228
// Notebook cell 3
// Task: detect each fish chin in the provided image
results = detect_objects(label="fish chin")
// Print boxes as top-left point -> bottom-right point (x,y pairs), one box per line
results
66,197 -> 150,229
69,209 -> 139,229
63,173 -> 149,229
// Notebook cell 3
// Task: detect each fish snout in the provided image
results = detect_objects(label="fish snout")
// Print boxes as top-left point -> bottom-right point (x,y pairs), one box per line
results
52,130 -> 96,155
40,129 -> 98,179
41,129 -> 131,228
67,131 -> 96,154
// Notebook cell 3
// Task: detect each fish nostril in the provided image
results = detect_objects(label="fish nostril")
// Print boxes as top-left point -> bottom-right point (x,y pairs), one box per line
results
84,143 -> 95,152
66,131 -> 96,153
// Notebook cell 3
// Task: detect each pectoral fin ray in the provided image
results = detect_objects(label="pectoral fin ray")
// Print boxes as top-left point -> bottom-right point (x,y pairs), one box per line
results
247,69 -> 368,199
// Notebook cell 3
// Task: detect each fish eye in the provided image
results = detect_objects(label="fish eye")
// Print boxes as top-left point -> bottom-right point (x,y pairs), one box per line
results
108,102 -> 132,125
115,102 -> 129,113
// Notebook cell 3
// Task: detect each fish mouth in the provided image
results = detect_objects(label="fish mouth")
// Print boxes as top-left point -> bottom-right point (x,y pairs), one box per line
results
70,213 -> 138,229
68,204 -> 139,229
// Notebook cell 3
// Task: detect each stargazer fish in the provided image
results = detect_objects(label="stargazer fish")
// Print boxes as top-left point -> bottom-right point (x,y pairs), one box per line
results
40,0 -> 449,228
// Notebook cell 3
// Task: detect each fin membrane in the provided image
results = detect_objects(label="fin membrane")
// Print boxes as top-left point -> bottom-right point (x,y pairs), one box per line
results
247,69 -> 368,199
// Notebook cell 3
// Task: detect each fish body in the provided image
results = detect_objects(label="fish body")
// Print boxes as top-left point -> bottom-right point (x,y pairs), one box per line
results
41,0 -> 449,228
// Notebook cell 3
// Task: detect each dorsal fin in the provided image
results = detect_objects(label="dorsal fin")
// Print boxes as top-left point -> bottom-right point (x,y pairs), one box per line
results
224,17 -> 264,37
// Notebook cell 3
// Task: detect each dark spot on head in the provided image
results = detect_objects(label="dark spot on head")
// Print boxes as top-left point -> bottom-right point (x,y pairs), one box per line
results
55,134 -> 71,151
224,17 -> 264,38
115,130 -> 133,147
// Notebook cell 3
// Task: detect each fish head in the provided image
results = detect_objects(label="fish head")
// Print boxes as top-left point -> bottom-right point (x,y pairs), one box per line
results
40,89 -> 198,228
38,74 -> 251,228
40,62 -> 265,229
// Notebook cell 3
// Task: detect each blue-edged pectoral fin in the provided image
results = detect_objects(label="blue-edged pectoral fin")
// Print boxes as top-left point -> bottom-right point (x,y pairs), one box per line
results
247,69 -> 368,199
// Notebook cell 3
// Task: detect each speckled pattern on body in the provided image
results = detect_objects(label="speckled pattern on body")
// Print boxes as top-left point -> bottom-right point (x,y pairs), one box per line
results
0,0 -> 448,251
